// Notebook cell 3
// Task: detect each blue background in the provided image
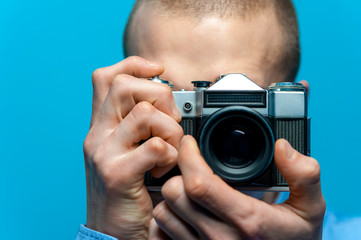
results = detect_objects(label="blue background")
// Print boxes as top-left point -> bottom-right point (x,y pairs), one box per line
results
1,0 -> 360,239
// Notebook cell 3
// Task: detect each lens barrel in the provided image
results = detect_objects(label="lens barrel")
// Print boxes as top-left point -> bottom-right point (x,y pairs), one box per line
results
198,106 -> 275,183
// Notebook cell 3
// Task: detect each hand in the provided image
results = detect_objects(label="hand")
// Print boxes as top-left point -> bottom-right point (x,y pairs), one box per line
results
83,56 -> 183,239
150,136 -> 325,240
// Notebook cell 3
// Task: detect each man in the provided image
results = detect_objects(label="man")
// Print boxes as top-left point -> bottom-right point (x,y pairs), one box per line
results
77,0 -> 325,239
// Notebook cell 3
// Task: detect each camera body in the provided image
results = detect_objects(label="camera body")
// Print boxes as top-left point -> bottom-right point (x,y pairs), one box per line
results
146,73 -> 310,191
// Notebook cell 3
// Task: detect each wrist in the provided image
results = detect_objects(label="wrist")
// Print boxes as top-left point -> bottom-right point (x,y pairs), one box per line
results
77,224 -> 117,240
87,221 -> 149,240
87,199 -> 153,240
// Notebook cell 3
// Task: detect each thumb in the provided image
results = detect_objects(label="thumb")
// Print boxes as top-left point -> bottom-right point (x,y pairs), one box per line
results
274,139 -> 325,220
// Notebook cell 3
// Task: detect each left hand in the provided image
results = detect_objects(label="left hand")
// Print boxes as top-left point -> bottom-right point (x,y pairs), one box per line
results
149,135 -> 325,240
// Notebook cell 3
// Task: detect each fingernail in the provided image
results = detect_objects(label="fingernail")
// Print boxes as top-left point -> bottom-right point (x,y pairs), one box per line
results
181,135 -> 196,148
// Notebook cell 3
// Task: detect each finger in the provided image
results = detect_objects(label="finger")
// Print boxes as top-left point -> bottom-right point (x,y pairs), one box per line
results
92,136 -> 178,191
87,75 -> 181,152
274,139 -> 325,221
85,100 -> 183,158
299,80 -> 310,101
95,74 -> 181,128
91,56 -> 165,125
160,176 -> 240,239
114,101 -> 183,150
153,200 -> 198,240
298,80 -> 309,94
177,136 -> 271,225
148,218 -> 172,240
91,104 -> 183,183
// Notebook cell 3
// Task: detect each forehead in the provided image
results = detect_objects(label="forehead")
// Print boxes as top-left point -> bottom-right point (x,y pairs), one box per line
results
131,5 -> 283,89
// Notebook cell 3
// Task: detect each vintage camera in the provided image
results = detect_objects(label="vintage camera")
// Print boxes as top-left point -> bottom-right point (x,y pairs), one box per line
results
146,73 -> 310,191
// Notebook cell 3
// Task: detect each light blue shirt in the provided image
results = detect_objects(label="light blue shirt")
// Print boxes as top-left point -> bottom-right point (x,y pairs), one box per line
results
76,212 -> 361,240
76,224 -> 117,240
76,193 -> 361,240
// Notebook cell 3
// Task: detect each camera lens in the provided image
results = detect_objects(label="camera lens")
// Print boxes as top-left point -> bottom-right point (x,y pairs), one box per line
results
212,125 -> 262,168
198,106 -> 274,183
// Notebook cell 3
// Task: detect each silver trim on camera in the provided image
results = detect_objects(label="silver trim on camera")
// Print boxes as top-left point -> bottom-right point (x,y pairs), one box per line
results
172,73 -> 307,119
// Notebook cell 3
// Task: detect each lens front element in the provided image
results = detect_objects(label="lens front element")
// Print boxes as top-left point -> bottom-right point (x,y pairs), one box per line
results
198,106 -> 274,183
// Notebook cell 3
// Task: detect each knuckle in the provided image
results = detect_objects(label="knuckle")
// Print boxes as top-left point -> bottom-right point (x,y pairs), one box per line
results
109,75 -> 134,108
133,101 -> 156,116
158,83 -> 173,99
111,74 -> 131,92
146,137 -> 167,155
304,158 -> 321,184
174,123 -> 184,138
92,68 -> 109,86
185,175 -> 210,200
83,135 -> 94,158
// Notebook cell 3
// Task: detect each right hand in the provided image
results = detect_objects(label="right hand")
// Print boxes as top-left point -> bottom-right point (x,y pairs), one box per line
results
83,56 -> 183,239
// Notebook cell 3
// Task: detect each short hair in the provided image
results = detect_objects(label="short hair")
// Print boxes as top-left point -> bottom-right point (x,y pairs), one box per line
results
123,0 -> 300,82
